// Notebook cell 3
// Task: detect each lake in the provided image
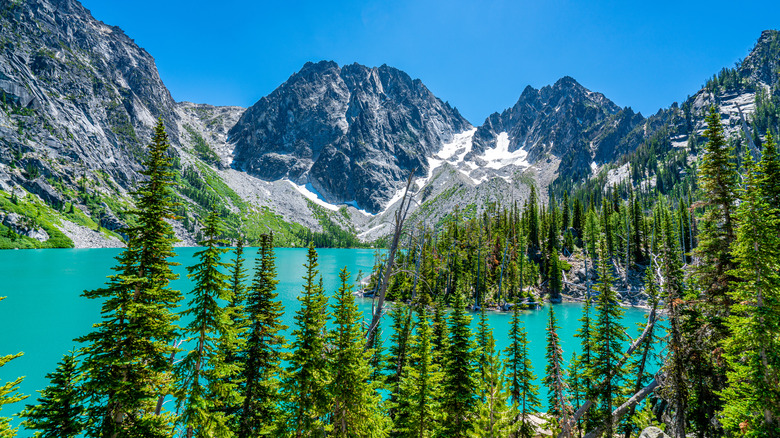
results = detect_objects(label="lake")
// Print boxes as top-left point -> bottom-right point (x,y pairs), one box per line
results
0,247 -> 655,435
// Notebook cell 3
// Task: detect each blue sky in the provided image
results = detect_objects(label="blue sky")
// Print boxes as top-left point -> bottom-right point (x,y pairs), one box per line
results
79,0 -> 779,124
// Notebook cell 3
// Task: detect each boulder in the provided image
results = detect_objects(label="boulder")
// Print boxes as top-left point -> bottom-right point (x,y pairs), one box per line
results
638,426 -> 671,438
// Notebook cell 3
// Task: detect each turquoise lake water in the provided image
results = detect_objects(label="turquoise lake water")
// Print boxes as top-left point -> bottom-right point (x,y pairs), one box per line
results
0,247 -> 655,435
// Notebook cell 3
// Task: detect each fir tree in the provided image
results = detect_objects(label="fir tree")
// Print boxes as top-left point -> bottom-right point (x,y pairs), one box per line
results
328,267 -> 387,437
720,155 -> 780,437
590,234 -> 627,437
504,307 -> 540,438
392,303 -> 443,438
175,211 -> 235,438
0,297 -> 26,438
280,245 -> 331,437
759,132 -> 780,211
430,299 -> 449,368
386,304 -> 413,416
574,296 -> 595,432
239,233 -> 286,437
476,305 -> 492,380
548,248 -> 562,300
470,337 -> 513,438
21,351 -> 86,438
78,119 -> 181,438
543,305 -> 569,434
441,291 -> 477,437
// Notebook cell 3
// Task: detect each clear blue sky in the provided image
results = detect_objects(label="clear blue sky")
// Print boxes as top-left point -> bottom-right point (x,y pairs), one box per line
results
80,0 -> 779,125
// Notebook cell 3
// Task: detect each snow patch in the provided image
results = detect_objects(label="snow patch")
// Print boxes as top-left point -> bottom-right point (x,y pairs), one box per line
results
286,180 -> 339,211
476,132 -> 530,170
358,223 -> 387,239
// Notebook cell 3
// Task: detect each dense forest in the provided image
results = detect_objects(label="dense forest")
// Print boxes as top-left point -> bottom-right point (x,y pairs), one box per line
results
1,102 -> 779,438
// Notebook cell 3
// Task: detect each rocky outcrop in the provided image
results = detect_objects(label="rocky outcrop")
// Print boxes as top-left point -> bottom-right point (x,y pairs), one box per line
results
1,212 -> 49,241
638,427 -> 671,438
229,61 -> 471,213
469,76 -> 646,182
0,0 -> 181,197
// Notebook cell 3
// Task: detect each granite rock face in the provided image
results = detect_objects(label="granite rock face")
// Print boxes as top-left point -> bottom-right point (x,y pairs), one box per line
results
470,76 -> 645,182
229,61 -> 471,213
0,0 -> 186,202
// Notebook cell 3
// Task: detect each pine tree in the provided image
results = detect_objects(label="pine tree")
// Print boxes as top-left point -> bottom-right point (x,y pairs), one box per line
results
720,155 -> 780,437
504,307 -> 540,438
441,291 -> 477,437
21,351 -> 86,438
759,132 -> 780,211
430,299 -> 449,368
175,210 -> 235,438
476,305 -> 493,380
574,296 -> 595,432
392,303 -> 443,438
366,319 -> 386,387
386,304 -> 413,417
470,337 -> 514,438
695,104 -> 738,324
239,233 -> 286,437
590,234 -> 627,437
0,298 -> 26,438
328,267 -> 387,437
219,237 -> 249,428
78,119 -> 181,438
543,305 -> 569,434
280,245 -> 331,437
548,248 -> 562,300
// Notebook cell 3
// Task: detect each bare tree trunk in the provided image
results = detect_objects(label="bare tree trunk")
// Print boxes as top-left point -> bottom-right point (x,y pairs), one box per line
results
365,171 -> 416,350
582,378 -> 660,438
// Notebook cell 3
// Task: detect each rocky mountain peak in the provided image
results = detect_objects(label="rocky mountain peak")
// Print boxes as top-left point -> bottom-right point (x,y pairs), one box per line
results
228,61 -> 470,213
739,29 -> 780,87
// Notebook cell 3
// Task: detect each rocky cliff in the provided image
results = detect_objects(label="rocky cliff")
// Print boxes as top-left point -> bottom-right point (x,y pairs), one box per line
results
228,61 -> 471,213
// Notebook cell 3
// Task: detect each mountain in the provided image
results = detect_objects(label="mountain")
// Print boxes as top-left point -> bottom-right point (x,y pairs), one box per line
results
1,0 -> 778,248
228,61 -> 471,213
470,77 -> 645,183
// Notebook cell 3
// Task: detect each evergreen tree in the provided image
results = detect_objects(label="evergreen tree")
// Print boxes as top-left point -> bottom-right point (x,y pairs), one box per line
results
574,296 -> 595,432
219,237 -> 249,428
239,233 -> 286,437
476,305 -> 492,380
695,104 -> 738,323
280,245 -> 331,437
21,351 -> 86,438
527,186 -> 540,251
366,319 -> 386,387
386,304 -> 413,416
470,337 -> 514,438
175,211 -> 235,438
0,297 -> 26,438
720,156 -> 780,437
759,132 -> 780,211
441,291 -> 477,437
591,234 -> 627,437
543,305 -> 569,433
392,303 -> 443,438
328,267 -> 387,437
504,307 -> 540,438
78,119 -> 181,438
430,299 -> 449,368
548,248 -> 562,300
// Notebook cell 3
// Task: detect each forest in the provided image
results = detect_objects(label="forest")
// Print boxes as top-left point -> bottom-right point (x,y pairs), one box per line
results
1,102 -> 779,438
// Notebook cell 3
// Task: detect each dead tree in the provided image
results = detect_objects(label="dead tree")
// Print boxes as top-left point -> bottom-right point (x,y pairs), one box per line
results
365,171 -> 416,350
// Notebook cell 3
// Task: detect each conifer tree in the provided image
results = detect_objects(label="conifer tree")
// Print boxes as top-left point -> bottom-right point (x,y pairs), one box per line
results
386,304 -> 413,415
720,155 -> 780,437
328,267 -> 387,437
366,319 -> 386,387
0,297 -> 26,438
574,296 -> 595,432
527,186 -> 540,251
441,291 -> 477,437
78,119 -> 181,438
759,132 -> 780,211
430,299 -> 449,368
543,305 -> 569,434
219,237 -> 248,427
392,303 -> 443,438
590,234 -> 627,437
476,305 -> 492,380
175,210 -> 235,438
695,104 -> 738,322
280,245 -> 331,437
239,233 -> 286,437
504,306 -> 540,438
21,351 -> 86,438
470,337 -> 513,438
548,248 -> 562,300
